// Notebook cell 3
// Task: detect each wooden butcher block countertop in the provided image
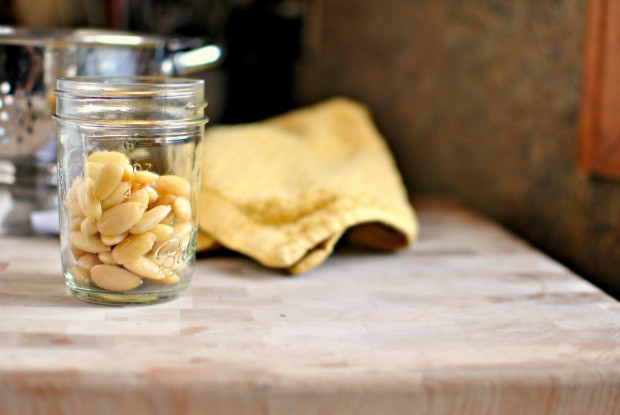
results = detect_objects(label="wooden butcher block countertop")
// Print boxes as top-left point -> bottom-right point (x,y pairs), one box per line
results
0,199 -> 619,415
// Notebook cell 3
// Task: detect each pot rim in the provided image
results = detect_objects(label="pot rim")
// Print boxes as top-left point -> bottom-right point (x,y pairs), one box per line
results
0,26 -> 167,47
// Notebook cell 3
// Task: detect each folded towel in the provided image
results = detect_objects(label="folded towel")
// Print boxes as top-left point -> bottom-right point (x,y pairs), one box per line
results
197,98 -> 418,274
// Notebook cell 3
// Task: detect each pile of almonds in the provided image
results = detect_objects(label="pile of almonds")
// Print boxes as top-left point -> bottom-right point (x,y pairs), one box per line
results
66,151 -> 194,292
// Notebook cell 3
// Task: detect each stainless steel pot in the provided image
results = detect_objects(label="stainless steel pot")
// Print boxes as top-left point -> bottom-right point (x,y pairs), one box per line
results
0,26 -> 222,234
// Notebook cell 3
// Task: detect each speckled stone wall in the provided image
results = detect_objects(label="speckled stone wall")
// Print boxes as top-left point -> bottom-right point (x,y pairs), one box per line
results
296,0 -> 620,294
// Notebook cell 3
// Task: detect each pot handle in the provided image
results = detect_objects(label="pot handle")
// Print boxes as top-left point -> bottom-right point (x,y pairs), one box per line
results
161,44 -> 223,76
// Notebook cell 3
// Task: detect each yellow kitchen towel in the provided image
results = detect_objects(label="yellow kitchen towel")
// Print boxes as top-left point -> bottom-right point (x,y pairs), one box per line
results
197,97 -> 418,274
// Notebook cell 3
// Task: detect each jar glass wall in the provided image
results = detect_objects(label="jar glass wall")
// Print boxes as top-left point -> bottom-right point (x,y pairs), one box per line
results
54,76 -> 206,305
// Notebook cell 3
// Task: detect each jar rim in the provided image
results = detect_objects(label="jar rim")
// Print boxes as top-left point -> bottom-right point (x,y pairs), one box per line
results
56,76 -> 205,98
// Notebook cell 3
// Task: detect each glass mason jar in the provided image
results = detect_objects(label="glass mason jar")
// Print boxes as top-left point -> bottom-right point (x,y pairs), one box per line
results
54,76 -> 206,305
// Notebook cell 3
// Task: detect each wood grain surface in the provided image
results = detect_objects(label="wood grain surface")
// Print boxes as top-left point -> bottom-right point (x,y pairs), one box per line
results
0,199 -> 619,415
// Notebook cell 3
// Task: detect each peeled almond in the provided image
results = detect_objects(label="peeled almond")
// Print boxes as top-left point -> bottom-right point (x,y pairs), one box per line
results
85,162 -> 104,180
101,232 -> 128,246
76,179 -> 88,215
94,162 -> 124,200
124,257 -> 165,280
160,211 -> 175,226
80,217 -> 98,235
149,235 -> 183,268
129,205 -> 171,234
180,233 -> 191,250
151,224 -> 174,242
70,211 -> 84,221
77,178 -> 102,221
66,179 -> 82,214
101,181 -> 131,210
156,175 -> 190,196
69,231 -> 110,253
121,164 -> 134,182
70,247 -> 87,261
87,151 -> 129,165
90,264 -> 143,292
77,253 -> 102,270
133,170 -> 159,185
172,197 -> 191,222
154,274 -> 180,285
171,221 -> 193,239
154,194 -> 176,207
145,186 -> 158,204
126,188 -> 149,207
71,265 -> 91,287
98,252 -> 118,265
97,202 -> 144,235
70,216 -> 83,232
112,232 -> 156,264
151,222 -> 193,257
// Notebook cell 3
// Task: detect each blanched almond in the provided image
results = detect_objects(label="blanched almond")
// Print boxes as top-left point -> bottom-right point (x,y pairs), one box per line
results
80,217 -> 98,235
171,221 -> 193,239
70,211 -> 84,221
161,261 -> 188,280
180,233 -> 191,250
87,151 -> 129,165
149,233 -> 184,267
150,222 -> 193,257
90,264 -> 143,292
149,239 -> 173,260
133,170 -> 159,185
112,232 -> 156,264
101,181 -> 131,210
156,175 -> 190,196
154,194 -> 176,207
71,265 -> 91,287
145,185 -> 158,204
124,257 -> 165,280
101,232 -> 128,246
126,188 -> 149,207
98,252 -> 117,265
70,216 -> 82,231
131,182 -> 146,193
97,202 -> 144,235
94,162 -> 124,200
78,178 -> 102,221
154,274 -> 180,285
76,179 -> 88,214
71,247 -> 86,261
121,164 -> 134,182
85,162 -> 104,180
66,178 -> 82,214
69,231 -> 110,253
77,253 -> 102,270
160,211 -> 175,225
151,224 -> 173,242
173,197 -> 191,222
129,205 -> 171,234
